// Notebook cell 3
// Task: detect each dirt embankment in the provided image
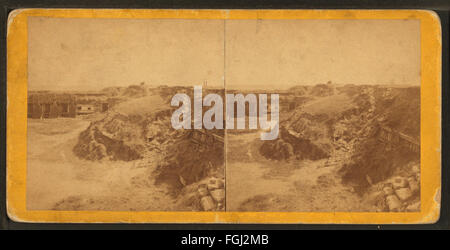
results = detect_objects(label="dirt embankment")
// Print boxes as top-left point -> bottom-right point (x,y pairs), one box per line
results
259,127 -> 330,161
340,87 -> 420,194
259,86 -> 355,162
71,85 -> 226,210
148,128 -> 225,211
73,89 -> 175,162
73,123 -> 143,161
73,112 -> 147,161
261,85 -> 420,200
154,131 -> 225,189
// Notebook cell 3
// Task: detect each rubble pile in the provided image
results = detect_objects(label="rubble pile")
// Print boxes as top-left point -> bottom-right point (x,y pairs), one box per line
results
73,122 -> 144,161
154,134 -> 225,190
362,163 -> 420,212
259,84 -> 420,209
342,134 -> 419,194
198,178 -> 225,211
102,113 -> 145,143
173,177 -> 225,211
73,97 -> 174,162
143,109 -> 176,145
289,114 -> 329,141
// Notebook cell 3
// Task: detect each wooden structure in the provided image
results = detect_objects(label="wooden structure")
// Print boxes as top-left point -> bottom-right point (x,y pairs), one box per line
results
28,93 -> 77,118
379,125 -> 420,153
189,129 -> 224,150
76,104 -> 96,115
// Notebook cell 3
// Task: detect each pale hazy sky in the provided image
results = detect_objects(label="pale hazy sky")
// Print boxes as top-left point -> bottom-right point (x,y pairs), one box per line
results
226,19 -> 420,89
28,17 -> 225,91
28,17 -> 420,91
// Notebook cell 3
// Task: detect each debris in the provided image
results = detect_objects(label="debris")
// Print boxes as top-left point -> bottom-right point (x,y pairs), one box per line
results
200,196 -> 216,211
210,189 -> 225,203
392,177 -> 408,189
386,195 -> 402,211
365,190 -> 387,210
411,164 -> 420,173
407,176 -> 420,193
207,178 -> 224,190
383,185 -> 394,196
395,187 -> 413,201
197,184 -> 209,197
179,175 -> 187,186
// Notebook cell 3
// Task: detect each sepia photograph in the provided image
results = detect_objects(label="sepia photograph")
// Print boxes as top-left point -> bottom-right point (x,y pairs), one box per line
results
26,17 -> 226,211
25,15 -> 421,213
225,19 -> 421,212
